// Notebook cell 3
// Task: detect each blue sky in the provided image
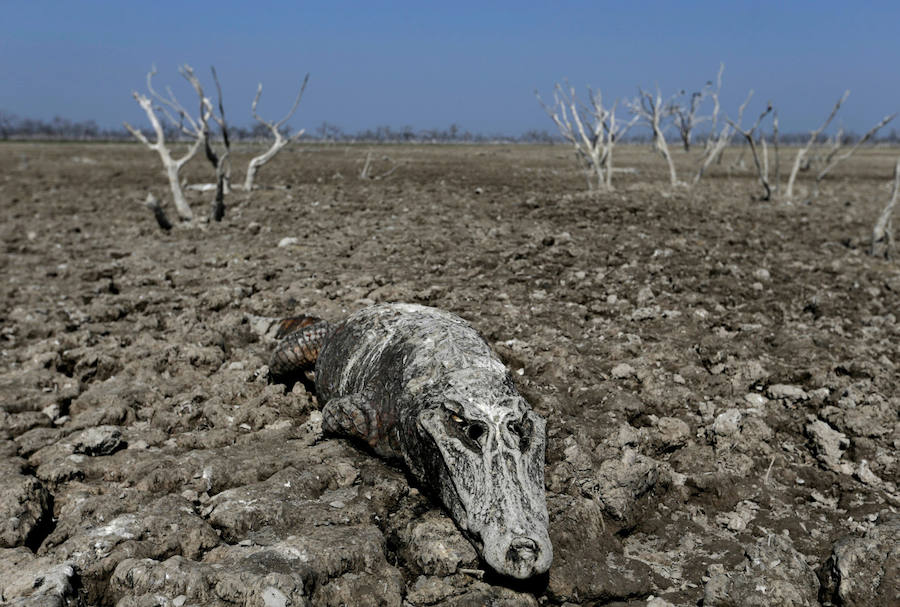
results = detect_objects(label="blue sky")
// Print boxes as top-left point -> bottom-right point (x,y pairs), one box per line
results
2,1 -> 898,135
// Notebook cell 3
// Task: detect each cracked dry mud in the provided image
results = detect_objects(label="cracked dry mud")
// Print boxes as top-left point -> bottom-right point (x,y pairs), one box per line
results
1,143 -> 898,606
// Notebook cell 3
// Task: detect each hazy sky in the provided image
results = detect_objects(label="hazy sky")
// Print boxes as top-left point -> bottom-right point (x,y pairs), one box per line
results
2,1 -> 898,136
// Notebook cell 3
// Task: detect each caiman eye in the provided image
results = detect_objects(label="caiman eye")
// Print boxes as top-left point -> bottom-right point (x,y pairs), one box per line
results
466,424 -> 484,441
450,413 -> 485,445
509,417 -> 532,451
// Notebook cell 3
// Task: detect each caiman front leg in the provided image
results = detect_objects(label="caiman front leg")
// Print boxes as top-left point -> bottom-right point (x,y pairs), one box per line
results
322,392 -> 401,460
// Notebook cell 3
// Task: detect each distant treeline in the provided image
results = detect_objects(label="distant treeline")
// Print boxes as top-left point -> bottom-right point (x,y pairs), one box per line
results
2,112 -> 900,145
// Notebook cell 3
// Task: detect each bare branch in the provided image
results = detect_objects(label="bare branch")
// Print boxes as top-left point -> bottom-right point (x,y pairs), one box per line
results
245,74 -> 310,191
772,110 -> 780,197
146,65 -> 202,138
815,112 -> 897,189
785,90 -> 850,200
870,157 -> 900,258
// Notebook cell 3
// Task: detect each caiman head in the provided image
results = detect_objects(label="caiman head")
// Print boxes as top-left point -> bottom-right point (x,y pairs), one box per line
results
413,372 -> 553,579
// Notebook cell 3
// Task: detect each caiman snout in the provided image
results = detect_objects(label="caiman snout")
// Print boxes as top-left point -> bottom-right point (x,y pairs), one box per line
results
490,532 -> 552,579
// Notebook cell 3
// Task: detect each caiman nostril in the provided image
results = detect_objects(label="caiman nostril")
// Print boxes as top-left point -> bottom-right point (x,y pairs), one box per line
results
507,537 -> 539,563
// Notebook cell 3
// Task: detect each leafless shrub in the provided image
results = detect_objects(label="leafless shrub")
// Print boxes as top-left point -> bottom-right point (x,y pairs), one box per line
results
870,157 -> 900,259
693,75 -> 748,186
728,100 -> 775,201
668,66 -> 719,153
359,151 -> 399,180
812,112 -> 896,198
784,92 -> 849,201
537,83 -> 637,191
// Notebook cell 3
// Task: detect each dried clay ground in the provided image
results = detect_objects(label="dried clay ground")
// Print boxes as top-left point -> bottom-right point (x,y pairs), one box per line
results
1,142 -> 898,607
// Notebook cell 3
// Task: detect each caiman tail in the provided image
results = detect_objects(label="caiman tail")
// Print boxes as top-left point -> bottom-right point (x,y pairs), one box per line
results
269,315 -> 332,379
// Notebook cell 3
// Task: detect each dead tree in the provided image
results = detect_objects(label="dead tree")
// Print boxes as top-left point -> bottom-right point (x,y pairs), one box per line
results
784,91 -> 849,201
537,83 -> 637,190
244,74 -> 309,191
703,63 -> 725,153
727,101 -> 774,200
813,112 -> 897,197
359,151 -> 399,180
669,69 -> 718,152
870,157 -> 900,258
693,88 -> 751,185
124,66 -> 210,222
627,87 -> 680,187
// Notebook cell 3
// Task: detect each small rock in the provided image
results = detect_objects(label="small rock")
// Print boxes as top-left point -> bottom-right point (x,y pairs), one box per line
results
631,306 -> 659,321
767,384 -> 809,401
805,419 -> 850,473
655,417 -> 690,450
277,237 -> 299,248
753,268 -> 771,281
854,460 -> 882,486
70,425 -> 123,456
637,286 -> 655,304
703,533 -> 819,606
713,409 -> 742,437
820,513 -> 899,606
611,363 -> 635,379
41,404 -> 61,422
744,392 -> 768,407
0,474 -> 51,548
401,511 -> 478,576
555,231 -> 573,245
261,586 -> 288,607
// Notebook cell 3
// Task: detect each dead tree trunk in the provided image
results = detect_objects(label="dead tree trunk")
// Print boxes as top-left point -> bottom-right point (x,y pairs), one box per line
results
728,102 -> 774,201
244,74 -> 309,192
784,91 -> 849,201
870,157 -> 900,258
207,66 -> 231,221
179,65 -> 232,222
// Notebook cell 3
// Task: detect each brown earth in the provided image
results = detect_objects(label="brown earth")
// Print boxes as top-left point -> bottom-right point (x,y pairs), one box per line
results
1,141 -> 898,606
